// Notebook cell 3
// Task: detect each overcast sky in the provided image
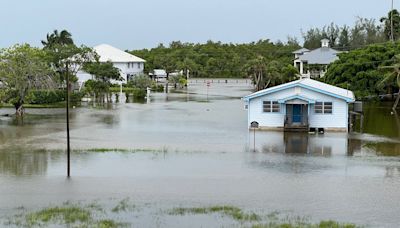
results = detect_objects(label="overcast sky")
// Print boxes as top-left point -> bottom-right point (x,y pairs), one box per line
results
0,0 -> 394,50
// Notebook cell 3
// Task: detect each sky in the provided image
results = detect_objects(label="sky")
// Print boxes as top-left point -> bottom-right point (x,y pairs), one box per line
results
0,0 -> 394,50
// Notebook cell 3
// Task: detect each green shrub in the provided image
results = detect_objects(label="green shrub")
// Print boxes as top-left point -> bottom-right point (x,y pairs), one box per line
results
26,90 -> 65,104
25,90 -> 84,105
151,84 -> 164,92
70,91 -> 85,104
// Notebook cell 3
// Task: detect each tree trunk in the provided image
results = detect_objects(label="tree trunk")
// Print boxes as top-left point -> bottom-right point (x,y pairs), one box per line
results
15,103 -> 24,116
393,91 -> 400,110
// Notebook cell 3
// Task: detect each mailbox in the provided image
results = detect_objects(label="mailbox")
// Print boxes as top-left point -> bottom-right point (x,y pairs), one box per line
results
250,121 -> 259,128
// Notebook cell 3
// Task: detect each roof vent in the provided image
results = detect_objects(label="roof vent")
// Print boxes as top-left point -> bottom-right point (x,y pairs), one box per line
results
321,39 -> 329,48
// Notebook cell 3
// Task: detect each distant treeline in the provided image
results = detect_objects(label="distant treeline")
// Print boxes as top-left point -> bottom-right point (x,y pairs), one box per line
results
129,10 -> 400,79
130,40 -> 300,78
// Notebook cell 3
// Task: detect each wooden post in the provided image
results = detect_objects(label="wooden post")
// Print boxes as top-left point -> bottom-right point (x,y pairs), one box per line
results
253,128 -> 256,152
349,112 -> 353,132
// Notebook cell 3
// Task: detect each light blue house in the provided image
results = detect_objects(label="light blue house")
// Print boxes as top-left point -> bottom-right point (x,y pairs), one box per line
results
243,78 -> 355,132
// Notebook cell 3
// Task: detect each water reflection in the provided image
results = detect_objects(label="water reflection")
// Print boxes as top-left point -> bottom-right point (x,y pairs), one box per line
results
0,149 -> 51,176
258,132 -> 345,156
361,102 -> 400,138
254,130 -> 400,158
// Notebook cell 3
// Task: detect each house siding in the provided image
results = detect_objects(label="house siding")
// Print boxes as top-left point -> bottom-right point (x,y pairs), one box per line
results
247,86 -> 349,131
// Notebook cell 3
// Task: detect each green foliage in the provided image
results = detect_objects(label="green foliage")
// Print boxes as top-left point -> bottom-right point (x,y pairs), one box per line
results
41,29 -> 74,49
26,90 -> 64,104
169,74 -> 187,88
302,18 -> 386,50
380,10 -> 400,41
23,89 -> 84,105
151,83 -> 164,92
83,61 -> 122,82
130,39 -> 300,78
325,42 -> 400,98
84,79 -> 110,95
245,56 -> 298,91
82,61 -> 122,100
0,44 -> 55,113
43,41 -> 95,85
127,74 -> 153,90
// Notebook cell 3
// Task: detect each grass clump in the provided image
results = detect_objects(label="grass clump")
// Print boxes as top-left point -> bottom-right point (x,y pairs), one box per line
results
252,220 -> 358,228
96,219 -> 125,228
80,147 -> 169,153
111,198 -> 135,213
169,205 -> 261,221
86,148 -> 131,153
25,206 -> 91,226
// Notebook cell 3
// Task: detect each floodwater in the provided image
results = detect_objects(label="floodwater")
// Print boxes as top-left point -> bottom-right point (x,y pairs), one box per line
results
0,80 -> 400,227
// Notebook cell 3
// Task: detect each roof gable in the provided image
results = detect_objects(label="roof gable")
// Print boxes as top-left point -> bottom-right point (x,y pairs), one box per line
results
243,79 -> 355,102
94,44 -> 146,63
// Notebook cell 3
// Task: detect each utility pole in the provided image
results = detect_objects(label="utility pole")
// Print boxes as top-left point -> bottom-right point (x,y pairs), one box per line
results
66,62 -> 71,178
391,0 -> 395,42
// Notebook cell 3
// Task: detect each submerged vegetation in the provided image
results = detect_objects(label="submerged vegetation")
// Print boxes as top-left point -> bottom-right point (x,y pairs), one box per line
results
169,205 -> 261,222
168,205 -> 360,227
252,220 -> 358,228
5,201 -> 361,228
364,141 -> 400,156
7,203 -> 125,228
111,198 -> 135,213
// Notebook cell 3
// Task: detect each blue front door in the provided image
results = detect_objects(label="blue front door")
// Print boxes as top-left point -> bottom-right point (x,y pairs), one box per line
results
292,104 -> 302,123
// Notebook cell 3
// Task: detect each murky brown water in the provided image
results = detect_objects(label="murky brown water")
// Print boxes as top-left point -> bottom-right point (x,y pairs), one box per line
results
0,80 -> 400,227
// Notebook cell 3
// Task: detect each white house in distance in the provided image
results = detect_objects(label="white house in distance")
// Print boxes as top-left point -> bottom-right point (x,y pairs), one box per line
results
293,39 -> 340,78
243,78 -> 355,132
150,69 -> 167,80
77,44 -> 146,85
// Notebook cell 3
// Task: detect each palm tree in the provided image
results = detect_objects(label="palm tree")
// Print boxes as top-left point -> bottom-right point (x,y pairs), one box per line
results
380,9 -> 400,41
244,55 -> 268,91
380,54 -> 400,110
41,29 -> 74,48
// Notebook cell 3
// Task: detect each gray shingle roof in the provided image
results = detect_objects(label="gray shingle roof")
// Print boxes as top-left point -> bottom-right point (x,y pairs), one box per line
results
298,47 -> 339,65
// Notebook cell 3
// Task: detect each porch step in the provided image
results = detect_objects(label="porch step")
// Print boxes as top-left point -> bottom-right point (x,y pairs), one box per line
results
284,125 -> 309,132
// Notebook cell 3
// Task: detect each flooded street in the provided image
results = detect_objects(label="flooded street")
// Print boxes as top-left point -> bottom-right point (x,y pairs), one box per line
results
1,80 -> 400,227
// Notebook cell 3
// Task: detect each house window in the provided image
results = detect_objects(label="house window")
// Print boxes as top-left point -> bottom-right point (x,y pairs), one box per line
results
263,101 -> 280,113
272,101 -> 280,112
324,102 -> 333,114
315,102 -> 332,114
315,102 -> 323,113
263,101 -> 271,112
